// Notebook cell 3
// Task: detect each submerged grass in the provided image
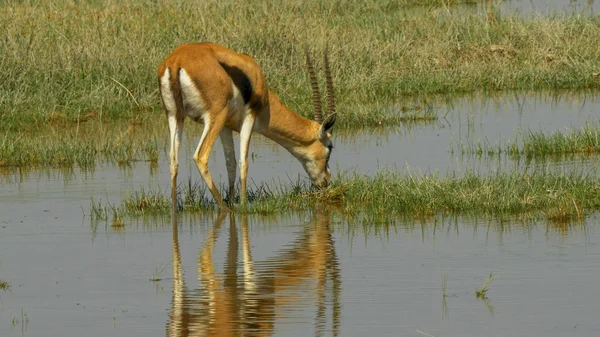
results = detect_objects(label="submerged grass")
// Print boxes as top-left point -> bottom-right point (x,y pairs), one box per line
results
149,261 -> 167,283
2,0 -> 600,132
89,168 -> 600,224
459,122 -> 600,159
0,266 -> 9,291
0,279 -> 10,291
475,272 -> 500,299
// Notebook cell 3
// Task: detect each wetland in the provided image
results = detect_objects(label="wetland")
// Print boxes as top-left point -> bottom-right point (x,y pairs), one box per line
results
2,0 -> 600,336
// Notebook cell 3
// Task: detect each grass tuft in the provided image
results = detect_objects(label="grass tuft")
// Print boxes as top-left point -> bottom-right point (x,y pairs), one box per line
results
460,122 -> 600,159
517,123 -> 600,158
150,261 -> 167,283
475,272 -> 500,300
122,188 -> 172,215
0,279 -> 10,291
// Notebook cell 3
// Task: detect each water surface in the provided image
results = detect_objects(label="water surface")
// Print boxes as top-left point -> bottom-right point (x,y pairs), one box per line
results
2,204 -> 599,336
498,0 -> 599,16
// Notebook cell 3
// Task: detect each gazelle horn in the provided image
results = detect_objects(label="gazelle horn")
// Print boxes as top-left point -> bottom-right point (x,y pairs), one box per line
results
324,44 -> 335,117
306,46 -> 323,123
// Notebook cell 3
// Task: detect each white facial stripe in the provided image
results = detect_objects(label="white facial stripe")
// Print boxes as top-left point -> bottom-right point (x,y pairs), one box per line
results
160,68 -> 176,113
304,160 -> 321,180
293,146 -> 331,186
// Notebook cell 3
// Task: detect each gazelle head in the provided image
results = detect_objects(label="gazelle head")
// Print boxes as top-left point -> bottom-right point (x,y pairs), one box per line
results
303,46 -> 337,189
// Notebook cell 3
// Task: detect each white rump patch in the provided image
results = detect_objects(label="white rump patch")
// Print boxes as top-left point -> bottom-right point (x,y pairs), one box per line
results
160,68 -> 176,114
179,68 -> 207,120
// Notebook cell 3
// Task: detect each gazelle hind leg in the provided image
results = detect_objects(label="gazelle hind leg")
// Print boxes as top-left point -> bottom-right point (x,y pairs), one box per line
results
161,68 -> 184,210
168,115 -> 184,208
238,112 -> 256,206
219,127 -> 237,202
193,111 -> 228,209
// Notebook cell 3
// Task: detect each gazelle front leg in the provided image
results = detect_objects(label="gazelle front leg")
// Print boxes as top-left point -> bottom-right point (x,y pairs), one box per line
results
219,127 -> 237,203
239,112 -> 256,206
193,111 -> 227,209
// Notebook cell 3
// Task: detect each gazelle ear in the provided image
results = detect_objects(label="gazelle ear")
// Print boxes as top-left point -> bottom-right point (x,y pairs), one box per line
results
318,113 -> 337,139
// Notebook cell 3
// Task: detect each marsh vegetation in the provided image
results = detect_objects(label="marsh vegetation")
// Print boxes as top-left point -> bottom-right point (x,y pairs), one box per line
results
2,0 -> 600,224
4,0 -> 599,126
2,0 -> 600,167
3,2 -> 600,336
459,121 -> 600,159
89,168 -> 600,224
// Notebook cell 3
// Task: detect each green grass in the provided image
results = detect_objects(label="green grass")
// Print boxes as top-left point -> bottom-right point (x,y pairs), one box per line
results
515,122 -> 600,158
459,122 -> 600,159
3,0 -> 600,168
0,118 -> 162,168
0,99 -> 439,168
88,168 -> 600,224
2,0 -> 600,132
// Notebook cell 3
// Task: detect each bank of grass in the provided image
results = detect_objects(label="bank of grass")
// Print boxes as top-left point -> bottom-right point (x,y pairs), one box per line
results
89,168 -> 600,224
0,118 -> 161,168
2,0 -> 600,133
0,107 -> 433,168
513,122 -> 600,158
459,122 -> 600,159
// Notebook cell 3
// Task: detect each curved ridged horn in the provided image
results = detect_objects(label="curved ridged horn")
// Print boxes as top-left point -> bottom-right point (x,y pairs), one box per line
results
324,44 -> 335,117
306,46 -> 323,123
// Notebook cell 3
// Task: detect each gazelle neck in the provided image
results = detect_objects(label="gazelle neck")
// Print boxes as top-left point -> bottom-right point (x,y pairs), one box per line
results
256,92 -> 320,159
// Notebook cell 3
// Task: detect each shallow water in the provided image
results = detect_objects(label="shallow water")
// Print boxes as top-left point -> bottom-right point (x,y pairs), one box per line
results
498,0 -> 599,16
2,92 -> 599,192
147,91 -> 600,187
2,203 -> 599,336
2,91 -> 600,336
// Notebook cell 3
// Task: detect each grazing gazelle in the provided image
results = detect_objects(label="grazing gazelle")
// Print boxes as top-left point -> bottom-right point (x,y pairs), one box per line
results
158,42 -> 337,209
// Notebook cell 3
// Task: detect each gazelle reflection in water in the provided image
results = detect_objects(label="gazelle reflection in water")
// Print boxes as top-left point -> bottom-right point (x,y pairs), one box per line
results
168,208 -> 341,337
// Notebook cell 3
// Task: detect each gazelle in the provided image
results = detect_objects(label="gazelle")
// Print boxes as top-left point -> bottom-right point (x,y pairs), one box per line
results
158,42 -> 337,209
